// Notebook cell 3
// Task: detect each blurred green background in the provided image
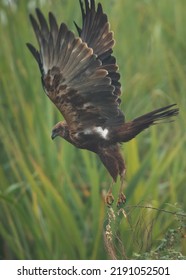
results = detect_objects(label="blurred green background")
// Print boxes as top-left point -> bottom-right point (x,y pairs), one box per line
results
0,0 -> 185,260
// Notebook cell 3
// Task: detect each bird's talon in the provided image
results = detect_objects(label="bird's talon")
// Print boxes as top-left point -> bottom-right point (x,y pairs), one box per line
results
117,193 -> 126,207
105,192 -> 114,207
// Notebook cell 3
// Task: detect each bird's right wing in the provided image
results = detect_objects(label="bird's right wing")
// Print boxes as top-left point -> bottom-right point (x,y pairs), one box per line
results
74,0 -> 122,98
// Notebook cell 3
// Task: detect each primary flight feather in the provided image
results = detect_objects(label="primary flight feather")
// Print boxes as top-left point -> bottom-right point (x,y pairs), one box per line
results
27,0 -> 179,206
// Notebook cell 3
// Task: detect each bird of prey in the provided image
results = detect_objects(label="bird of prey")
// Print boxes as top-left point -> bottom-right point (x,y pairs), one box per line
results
27,0 -> 179,206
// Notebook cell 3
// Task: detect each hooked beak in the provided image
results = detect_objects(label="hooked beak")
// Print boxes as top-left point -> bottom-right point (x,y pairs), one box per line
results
51,130 -> 57,140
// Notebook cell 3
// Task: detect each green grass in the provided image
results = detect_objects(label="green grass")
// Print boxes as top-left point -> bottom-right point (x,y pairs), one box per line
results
0,0 -> 185,259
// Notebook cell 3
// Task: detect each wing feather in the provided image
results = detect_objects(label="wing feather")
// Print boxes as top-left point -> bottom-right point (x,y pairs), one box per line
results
27,5 -> 124,133
75,0 -> 122,98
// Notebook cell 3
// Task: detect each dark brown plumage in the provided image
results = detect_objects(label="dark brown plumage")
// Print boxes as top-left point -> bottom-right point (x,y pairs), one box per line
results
27,0 -> 179,205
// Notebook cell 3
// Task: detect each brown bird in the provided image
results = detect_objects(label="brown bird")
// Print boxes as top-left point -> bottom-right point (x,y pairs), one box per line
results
27,0 -> 179,206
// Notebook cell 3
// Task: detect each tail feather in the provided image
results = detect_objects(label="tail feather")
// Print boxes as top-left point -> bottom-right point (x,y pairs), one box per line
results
117,104 -> 179,142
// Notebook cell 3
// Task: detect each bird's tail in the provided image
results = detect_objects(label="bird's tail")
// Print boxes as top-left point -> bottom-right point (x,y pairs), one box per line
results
116,104 -> 179,143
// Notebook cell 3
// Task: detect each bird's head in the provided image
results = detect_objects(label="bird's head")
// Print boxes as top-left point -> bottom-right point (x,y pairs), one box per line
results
51,121 -> 69,140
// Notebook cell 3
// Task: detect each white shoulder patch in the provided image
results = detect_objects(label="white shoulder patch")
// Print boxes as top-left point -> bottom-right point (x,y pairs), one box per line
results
82,126 -> 109,140
93,126 -> 109,139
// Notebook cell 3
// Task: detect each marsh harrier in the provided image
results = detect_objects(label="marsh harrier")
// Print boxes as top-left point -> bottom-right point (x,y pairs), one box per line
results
27,0 -> 179,205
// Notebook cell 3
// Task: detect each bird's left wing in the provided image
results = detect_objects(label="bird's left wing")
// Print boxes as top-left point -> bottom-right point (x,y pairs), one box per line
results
27,8 -> 124,134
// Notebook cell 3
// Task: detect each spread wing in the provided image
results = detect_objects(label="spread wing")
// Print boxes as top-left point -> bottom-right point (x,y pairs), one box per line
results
27,4 -> 124,134
74,0 -> 121,98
